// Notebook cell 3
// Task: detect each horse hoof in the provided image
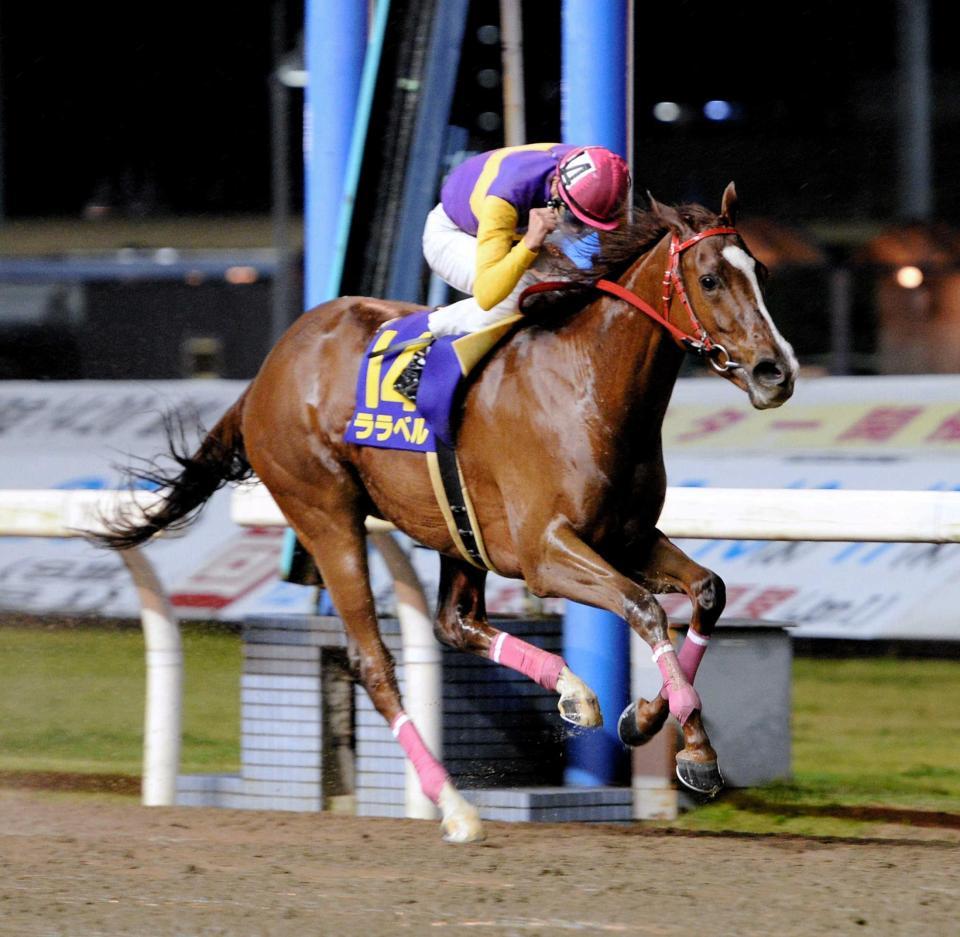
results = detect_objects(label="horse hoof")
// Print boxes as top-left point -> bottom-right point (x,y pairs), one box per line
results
441,808 -> 485,844
558,694 -> 602,728
438,783 -> 485,844
675,754 -> 724,799
617,699 -> 668,747
556,668 -> 602,728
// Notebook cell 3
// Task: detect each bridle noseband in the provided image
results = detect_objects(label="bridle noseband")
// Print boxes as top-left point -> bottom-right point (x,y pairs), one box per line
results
519,225 -> 742,375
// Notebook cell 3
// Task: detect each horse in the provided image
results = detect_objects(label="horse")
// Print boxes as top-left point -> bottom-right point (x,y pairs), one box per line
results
96,183 -> 797,843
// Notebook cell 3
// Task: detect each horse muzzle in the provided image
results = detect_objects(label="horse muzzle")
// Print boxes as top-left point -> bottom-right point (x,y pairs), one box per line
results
744,356 -> 796,409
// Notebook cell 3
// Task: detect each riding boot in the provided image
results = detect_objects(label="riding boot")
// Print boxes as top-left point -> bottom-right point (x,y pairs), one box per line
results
394,348 -> 429,404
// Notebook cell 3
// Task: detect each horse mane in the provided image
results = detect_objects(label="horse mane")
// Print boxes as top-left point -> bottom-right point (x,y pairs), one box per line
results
523,201 -> 720,320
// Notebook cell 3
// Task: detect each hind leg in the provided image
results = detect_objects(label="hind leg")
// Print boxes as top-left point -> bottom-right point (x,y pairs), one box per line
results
276,493 -> 483,843
434,555 -> 601,728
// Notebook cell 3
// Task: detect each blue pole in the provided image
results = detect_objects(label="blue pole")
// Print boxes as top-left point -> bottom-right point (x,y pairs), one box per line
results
304,0 -> 367,308
326,0 -> 392,301
288,1 -> 368,592
561,0 -> 631,787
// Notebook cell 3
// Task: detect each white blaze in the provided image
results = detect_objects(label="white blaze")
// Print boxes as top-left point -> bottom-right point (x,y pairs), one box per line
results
722,245 -> 798,372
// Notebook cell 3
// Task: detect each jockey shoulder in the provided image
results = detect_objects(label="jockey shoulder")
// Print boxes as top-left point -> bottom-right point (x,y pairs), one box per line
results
442,144 -> 631,310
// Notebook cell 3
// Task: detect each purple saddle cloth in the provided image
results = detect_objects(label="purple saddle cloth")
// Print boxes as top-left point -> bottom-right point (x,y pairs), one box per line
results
343,311 -> 467,453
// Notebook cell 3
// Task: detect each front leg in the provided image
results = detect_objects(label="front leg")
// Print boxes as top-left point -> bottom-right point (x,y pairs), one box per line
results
619,529 -> 727,752
524,522 -> 722,796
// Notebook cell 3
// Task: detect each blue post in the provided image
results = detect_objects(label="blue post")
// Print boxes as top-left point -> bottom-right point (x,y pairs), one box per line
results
304,0 -> 367,308
561,0 -> 631,787
288,1 -> 369,595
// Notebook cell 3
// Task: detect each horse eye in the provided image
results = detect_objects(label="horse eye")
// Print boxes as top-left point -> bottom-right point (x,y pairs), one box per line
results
699,274 -> 720,291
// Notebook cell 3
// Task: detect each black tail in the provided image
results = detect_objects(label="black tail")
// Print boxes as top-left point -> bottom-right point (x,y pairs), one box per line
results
93,390 -> 253,551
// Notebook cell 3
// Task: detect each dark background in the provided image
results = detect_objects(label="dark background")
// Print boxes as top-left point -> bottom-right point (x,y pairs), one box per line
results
2,1 -> 956,227
0,1 -> 954,380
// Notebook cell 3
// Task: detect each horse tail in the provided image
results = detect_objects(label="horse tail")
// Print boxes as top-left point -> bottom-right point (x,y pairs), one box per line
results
94,388 -> 254,551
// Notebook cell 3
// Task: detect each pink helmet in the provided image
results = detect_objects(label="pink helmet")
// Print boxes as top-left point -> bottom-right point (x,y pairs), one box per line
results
556,146 -> 631,231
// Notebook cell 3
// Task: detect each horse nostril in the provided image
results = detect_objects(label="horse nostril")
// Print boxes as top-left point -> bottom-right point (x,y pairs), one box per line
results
753,359 -> 785,387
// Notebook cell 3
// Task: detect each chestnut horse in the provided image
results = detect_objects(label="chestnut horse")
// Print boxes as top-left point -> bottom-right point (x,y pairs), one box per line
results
97,184 -> 796,843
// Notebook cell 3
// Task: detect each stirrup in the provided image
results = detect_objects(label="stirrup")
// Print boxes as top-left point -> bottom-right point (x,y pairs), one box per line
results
394,348 -> 429,403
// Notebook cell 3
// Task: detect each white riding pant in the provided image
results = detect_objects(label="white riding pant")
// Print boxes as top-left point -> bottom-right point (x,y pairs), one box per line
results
421,204 -> 560,337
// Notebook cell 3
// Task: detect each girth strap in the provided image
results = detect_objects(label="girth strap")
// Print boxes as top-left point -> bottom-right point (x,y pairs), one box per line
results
426,440 -> 497,572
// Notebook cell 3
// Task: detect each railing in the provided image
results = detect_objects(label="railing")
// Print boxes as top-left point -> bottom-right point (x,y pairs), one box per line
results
0,488 -> 437,817
0,489 -> 179,806
233,482 -> 960,543
6,483 -> 960,814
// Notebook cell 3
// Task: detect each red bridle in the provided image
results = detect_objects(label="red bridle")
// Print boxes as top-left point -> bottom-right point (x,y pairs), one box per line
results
519,225 -> 742,374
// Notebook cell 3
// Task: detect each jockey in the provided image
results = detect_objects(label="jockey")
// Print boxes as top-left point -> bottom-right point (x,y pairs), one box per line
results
395,142 -> 631,400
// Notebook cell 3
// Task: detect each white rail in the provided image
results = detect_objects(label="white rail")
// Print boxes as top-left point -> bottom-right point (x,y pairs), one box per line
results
0,489 -> 180,806
233,482 -> 960,544
9,483 -> 960,816
0,487 -> 437,819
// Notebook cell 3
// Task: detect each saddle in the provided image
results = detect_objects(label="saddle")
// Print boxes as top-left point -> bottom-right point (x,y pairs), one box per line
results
344,310 -> 522,571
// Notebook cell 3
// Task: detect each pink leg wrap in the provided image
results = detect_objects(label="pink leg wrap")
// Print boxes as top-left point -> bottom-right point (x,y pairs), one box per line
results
677,629 -> 710,682
653,641 -> 701,725
489,633 -> 566,692
391,713 -> 449,804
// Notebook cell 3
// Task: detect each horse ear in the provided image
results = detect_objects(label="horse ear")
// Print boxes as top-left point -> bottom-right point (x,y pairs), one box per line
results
720,181 -> 738,226
647,191 -> 690,236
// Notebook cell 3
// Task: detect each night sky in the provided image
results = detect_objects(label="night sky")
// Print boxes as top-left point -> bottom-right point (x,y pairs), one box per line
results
1,4 -> 280,217
1,1 -> 957,223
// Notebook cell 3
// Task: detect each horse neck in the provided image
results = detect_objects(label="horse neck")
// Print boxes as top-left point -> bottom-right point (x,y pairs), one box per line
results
576,235 -> 684,434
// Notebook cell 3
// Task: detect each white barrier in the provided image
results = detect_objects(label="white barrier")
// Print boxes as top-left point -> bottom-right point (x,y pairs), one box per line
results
232,481 -> 960,815
0,489 -> 180,806
232,482 -> 960,544
0,487 -> 437,818
8,482 -> 960,815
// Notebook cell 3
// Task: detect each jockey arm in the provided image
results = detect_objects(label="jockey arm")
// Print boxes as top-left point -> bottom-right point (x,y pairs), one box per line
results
473,196 -> 541,310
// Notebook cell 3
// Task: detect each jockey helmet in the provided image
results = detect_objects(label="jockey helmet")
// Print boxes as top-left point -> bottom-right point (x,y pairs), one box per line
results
555,146 -> 631,231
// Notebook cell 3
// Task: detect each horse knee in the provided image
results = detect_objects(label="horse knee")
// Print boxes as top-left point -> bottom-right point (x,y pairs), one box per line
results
692,572 -> 726,624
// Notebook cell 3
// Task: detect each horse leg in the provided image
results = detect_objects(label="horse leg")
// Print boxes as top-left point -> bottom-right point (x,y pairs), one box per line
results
279,499 -> 483,843
433,555 -> 601,727
525,524 -> 723,797
617,532 -> 726,793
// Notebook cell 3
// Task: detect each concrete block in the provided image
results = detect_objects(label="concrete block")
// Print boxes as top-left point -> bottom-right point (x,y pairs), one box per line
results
242,674 -> 322,692
239,779 -> 322,798
355,769 -> 405,790
244,764 -> 323,784
175,773 -> 243,794
243,659 -> 323,677
241,704 -> 323,722
242,688 -> 323,707
242,749 -> 323,768
241,718 -> 322,738
240,723 -> 323,755
244,644 -> 321,662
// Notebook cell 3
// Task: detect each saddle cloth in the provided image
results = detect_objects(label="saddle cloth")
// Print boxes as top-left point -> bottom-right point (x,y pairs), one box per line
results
344,309 -> 522,452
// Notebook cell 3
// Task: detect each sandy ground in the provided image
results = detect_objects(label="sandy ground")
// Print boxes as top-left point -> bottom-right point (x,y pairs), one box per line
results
1,790 -> 958,937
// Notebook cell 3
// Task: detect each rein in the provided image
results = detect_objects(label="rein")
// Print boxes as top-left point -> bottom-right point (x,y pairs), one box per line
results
519,224 -> 741,374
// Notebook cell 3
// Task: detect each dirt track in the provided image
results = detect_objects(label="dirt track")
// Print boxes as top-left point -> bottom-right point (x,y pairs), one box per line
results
1,790 -> 958,937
